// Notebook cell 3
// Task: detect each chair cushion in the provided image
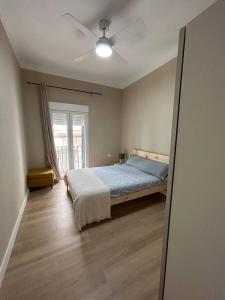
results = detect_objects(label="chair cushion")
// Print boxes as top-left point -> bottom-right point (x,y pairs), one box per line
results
27,168 -> 54,179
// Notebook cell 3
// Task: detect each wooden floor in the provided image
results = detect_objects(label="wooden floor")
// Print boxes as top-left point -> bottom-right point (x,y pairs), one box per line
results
0,181 -> 166,300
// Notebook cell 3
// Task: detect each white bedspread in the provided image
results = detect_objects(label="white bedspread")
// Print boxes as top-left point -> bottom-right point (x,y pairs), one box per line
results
67,169 -> 111,230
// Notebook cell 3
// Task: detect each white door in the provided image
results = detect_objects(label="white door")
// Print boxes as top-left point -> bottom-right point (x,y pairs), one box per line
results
51,109 -> 88,173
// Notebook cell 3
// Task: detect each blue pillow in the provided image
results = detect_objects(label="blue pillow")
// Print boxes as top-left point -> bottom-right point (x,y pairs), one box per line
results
125,155 -> 168,180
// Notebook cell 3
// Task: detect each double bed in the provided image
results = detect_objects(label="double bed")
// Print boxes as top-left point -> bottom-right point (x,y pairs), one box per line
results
65,149 -> 169,230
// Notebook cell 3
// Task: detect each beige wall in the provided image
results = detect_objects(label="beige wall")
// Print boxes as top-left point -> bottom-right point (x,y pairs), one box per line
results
22,70 -> 122,168
121,59 -> 176,156
0,20 -> 27,266
164,1 -> 225,299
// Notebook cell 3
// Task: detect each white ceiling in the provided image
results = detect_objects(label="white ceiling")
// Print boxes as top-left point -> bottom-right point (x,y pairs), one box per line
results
0,0 -> 215,88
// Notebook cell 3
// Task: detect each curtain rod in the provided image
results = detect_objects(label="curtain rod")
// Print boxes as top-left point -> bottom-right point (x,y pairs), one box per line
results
26,81 -> 102,96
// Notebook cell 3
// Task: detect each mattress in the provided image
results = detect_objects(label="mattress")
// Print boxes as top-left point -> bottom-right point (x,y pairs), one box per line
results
93,164 -> 162,198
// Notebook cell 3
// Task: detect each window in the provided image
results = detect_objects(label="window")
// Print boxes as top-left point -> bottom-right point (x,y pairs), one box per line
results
49,102 -> 88,174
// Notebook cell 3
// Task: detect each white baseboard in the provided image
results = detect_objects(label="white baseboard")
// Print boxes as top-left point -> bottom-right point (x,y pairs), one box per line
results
0,190 -> 29,287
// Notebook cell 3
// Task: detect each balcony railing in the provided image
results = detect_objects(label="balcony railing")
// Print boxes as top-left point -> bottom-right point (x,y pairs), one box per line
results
56,145 -> 83,173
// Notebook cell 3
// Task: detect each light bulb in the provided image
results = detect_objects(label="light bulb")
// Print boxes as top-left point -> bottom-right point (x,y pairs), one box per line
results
96,42 -> 112,58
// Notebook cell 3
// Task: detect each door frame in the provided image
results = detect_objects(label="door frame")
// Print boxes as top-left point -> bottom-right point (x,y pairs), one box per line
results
158,27 -> 186,300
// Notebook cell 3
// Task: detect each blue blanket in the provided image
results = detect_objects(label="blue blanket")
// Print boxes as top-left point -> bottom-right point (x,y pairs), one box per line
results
93,164 -> 162,198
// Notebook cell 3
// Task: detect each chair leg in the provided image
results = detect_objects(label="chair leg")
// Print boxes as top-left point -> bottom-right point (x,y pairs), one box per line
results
50,185 -> 53,190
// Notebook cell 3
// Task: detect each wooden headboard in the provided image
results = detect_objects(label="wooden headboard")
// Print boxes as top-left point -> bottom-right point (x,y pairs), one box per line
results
130,149 -> 169,164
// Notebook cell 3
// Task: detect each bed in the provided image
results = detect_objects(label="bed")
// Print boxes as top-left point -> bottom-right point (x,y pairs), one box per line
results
64,149 -> 169,230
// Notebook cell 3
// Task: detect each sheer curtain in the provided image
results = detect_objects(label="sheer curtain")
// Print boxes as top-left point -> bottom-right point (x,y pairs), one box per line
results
40,83 -> 61,180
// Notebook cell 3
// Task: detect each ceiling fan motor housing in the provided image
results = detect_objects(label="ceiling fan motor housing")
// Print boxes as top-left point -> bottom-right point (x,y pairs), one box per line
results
99,19 -> 110,32
96,36 -> 112,47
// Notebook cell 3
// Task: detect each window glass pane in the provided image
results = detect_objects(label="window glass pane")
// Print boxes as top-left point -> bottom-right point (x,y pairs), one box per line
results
72,113 -> 86,169
51,112 -> 69,174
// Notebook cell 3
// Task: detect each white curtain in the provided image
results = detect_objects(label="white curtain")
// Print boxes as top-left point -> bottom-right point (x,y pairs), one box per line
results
40,83 -> 61,180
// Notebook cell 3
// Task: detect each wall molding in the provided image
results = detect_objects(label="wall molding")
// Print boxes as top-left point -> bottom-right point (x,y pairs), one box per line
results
0,190 -> 29,287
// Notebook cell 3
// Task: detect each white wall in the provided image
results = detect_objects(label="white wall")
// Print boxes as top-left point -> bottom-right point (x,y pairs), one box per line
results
0,19 -> 27,269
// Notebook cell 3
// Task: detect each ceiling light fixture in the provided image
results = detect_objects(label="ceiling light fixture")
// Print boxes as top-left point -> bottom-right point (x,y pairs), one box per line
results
95,37 -> 113,58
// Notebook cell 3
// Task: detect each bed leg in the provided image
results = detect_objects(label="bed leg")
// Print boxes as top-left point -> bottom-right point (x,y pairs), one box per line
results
64,175 -> 69,193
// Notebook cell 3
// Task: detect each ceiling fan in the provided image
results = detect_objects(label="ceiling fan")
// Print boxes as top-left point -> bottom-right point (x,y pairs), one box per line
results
63,13 -> 146,63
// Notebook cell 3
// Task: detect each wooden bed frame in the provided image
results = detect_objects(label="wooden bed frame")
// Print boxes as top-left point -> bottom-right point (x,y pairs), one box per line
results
64,149 -> 169,206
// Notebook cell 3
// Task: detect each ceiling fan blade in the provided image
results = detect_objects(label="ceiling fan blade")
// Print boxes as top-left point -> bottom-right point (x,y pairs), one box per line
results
110,18 -> 146,45
62,13 -> 97,41
113,49 -> 128,64
74,49 -> 95,62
